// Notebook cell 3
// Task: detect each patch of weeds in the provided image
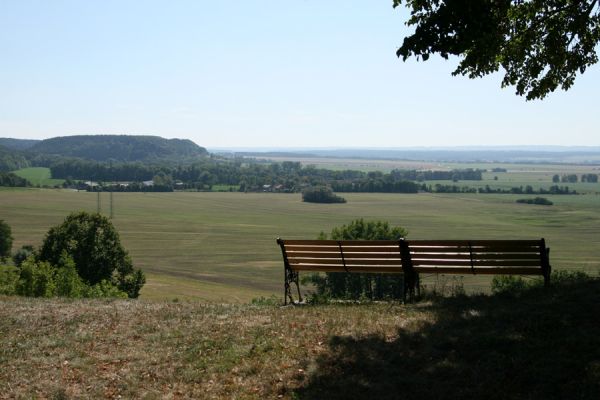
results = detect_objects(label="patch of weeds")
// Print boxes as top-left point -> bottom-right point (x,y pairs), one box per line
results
250,295 -> 280,306
421,275 -> 466,299
490,275 -> 532,294
305,292 -> 331,305
491,270 -> 593,295
51,388 -> 68,400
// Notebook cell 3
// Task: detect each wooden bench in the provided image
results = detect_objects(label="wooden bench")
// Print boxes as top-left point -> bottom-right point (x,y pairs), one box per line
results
276,238 -> 551,304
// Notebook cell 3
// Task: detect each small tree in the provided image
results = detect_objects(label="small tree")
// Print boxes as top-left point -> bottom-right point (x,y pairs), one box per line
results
39,212 -> 145,298
552,174 -> 560,183
0,220 -> 13,261
307,219 -> 408,300
302,186 -> 346,204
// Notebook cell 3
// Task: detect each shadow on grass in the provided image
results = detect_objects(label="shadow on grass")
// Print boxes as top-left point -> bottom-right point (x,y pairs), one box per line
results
296,279 -> 600,400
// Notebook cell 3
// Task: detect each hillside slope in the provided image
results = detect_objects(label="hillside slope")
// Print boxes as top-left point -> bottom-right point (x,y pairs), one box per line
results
1,277 -> 599,399
30,135 -> 208,162
0,138 -> 40,150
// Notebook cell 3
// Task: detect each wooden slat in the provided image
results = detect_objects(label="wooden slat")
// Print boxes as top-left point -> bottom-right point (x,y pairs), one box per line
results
290,258 -> 402,266
410,253 -> 472,260
285,246 -> 402,253
470,253 -> 540,260
283,245 -> 340,252
288,252 -> 404,259
409,252 -> 540,261
412,266 -> 543,275
282,240 -> 403,246
410,246 -> 540,254
412,259 -> 542,267
408,240 -> 541,246
291,264 -> 405,273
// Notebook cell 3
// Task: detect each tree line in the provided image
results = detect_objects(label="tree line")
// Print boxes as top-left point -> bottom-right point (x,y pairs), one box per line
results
44,157 -> 484,194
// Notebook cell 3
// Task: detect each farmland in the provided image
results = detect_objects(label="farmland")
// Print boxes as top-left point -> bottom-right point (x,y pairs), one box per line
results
1,185 -> 599,301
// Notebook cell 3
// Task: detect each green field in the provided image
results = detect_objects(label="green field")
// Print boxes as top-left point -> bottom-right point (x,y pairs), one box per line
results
1,188 -> 599,301
11,167 -> 65,187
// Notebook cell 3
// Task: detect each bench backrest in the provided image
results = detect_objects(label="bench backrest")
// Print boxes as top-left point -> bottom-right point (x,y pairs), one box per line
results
407,240 -> 550,277
277,239 -> 409,274
277,238 -> 550,278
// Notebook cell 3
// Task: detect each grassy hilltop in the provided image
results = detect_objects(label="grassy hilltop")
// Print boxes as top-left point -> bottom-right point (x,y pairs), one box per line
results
1,276 -> 599,399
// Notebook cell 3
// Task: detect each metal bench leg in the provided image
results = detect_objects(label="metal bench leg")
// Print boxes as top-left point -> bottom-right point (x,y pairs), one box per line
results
284,268 -> 301,304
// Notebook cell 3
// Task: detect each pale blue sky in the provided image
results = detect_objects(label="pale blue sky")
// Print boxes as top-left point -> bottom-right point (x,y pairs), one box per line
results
1,1 -> 598,147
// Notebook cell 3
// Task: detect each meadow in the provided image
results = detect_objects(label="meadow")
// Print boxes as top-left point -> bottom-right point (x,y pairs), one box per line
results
11,167 -> 65,187
1,186 -> 599,301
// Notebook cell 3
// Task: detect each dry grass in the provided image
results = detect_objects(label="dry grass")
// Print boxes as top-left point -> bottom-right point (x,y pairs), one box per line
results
2,277 -> 600,399
0,297 -> 417,399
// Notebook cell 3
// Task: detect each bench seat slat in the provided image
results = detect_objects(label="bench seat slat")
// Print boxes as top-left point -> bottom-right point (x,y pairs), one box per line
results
408,240 -> 541,246
409,253 -> 541,261
412,259 -> 542,267
413,267 -> 543,275
290,265 -> 405,273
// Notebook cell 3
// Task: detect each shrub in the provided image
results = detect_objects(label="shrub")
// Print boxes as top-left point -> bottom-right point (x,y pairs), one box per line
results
15,257 -> 56,297
39,212 -> 145,298
305,219 -> 408,300
0,220 -> 13,261
491,270 -> 593,294
0,265 -> 18,295
516,197 -> 553,205
83,280 -> 128,299
12,245 -> 35,267
302,186 -> 346,203
490,275 -> 531,294
53,253 -> 86,297
9,253 -> 127,299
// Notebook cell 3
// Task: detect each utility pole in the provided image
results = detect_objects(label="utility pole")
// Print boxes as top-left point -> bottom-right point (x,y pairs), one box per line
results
110,191 -> 114,219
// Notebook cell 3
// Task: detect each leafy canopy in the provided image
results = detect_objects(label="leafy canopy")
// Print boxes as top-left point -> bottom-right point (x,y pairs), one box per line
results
394,0 -> 600,100
39,212 -> 145,298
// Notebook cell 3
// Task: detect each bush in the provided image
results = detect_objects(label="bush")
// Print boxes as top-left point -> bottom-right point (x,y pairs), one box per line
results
15,258 -> 56,297
516,197 -> 553,205
0,220 -> 13,261
83,280 -> 128,299
490,275 -> 531,294
53,253 -> 86,297
0,265 -> 18,295
10,253 -> 127,298
39,212 -> 145,298
12,245 -> 35,267
491,270 -> 593,294
305,219 -> 408,300
302,186 -> 346,203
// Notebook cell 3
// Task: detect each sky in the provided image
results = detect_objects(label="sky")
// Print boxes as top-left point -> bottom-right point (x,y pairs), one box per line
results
1,0 -> 599,148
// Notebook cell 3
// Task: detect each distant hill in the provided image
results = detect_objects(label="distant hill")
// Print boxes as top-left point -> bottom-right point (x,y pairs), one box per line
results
0,138 -> 40,150
223,147 -> 600,164
29,135 -> 208,162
